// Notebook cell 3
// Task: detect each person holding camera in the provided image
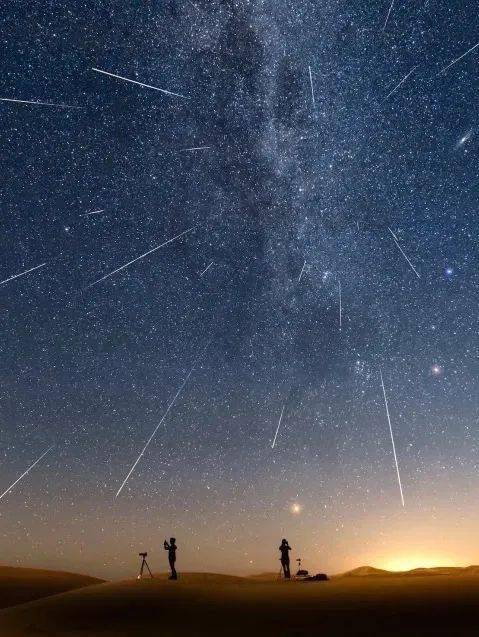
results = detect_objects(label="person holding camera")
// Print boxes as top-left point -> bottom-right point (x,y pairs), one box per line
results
279,539 -> 291,579
164,537 -> 178,580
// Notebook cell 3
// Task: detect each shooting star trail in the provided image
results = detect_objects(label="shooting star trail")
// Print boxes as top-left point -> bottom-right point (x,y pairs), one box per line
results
308,66 -> 315,107
379,370 -> 405,507
271,404 -> 285,449
298,260 -> 307,283
437,40 -> 479,75
200,261 -> 214,277
0,263 -> 46,287
82,209 -> 104,216
86,227 -> 194,288
0,446 -> 53,501
92,68 -> 188,99
116,339 -> 211,497
382,0 -> 395,30
339,281 -> 342,330
456,129 -> 473,149
383,66 -> 416,101
0,98 -> 81,108
388,227 -> 420,278
180,146 -> 211,152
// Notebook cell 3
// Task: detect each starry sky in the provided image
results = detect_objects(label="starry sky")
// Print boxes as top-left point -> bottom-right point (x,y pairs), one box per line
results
1,0 -> 479,579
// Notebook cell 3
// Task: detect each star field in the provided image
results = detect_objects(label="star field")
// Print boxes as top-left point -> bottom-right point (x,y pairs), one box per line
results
1,0 -> 479,577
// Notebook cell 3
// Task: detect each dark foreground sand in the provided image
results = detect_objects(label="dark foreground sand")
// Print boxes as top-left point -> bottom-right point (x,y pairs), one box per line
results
2,570 -> 479,636
0,566 -> 103,610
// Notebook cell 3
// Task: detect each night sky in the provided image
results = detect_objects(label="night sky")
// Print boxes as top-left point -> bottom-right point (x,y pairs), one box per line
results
1,0 -> 479,579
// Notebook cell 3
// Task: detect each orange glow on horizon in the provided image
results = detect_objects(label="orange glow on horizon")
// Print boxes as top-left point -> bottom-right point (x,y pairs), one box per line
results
377,555 -> 458,572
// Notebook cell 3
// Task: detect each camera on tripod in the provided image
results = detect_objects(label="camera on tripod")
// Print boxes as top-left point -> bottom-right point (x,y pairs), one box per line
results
137,552 -> 153,579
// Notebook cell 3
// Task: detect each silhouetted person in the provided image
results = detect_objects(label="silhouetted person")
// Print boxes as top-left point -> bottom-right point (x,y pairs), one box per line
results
164,537 -> 178,580
279,539 -> 291,579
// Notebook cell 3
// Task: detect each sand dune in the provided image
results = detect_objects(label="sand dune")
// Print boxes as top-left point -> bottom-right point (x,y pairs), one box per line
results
336,564 -> 479,578
334,565 -> 392,577
0,565 -> 103,610
2,569 -> 479,636
247,571 -> 279,581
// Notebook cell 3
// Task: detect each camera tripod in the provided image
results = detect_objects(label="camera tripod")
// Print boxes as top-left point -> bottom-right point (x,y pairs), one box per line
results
138,552 -> 154,579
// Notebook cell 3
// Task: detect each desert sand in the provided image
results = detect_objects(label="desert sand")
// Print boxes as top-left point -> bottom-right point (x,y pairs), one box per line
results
2,567 -> 479,636
0,566 -> 103,610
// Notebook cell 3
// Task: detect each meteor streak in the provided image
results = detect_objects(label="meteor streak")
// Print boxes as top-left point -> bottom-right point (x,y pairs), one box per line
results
388,228 -> 420,278
382,0 -> 395,31
379,370 -> 405,507
180,146 -> 211,152
200,261 -> 214,277
86,227 -> 194,288
456,129 -> 473,149
437,40 -> 479,75
339,281 -> 342,330
0,98 -> 81,108
308,66 -> 315,107
298,260 -> 307,283
91,68 -> 188,99
0,263 -> 46,287
0,446 -> 53,501
82,209 -> 104,216
115,339 -> 211,497
383,66 -> 416,101
271,405 -> 285,449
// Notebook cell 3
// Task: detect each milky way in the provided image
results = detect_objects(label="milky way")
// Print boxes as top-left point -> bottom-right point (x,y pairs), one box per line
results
1,0 -> 479,577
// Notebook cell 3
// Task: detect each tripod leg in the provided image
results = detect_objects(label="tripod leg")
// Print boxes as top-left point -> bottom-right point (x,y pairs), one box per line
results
140,558 -> 145,578
145,560 -> 154,578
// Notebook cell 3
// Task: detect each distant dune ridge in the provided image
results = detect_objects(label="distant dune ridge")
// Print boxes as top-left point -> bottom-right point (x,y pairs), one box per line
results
335,565 -> 479,578
0,565 -> 104,610
251,565 -> 479,580
2,566 -> 479,635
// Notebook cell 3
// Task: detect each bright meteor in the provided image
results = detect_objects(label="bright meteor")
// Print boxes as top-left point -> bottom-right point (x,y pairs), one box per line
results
437,40 -> 479,75
200,261 -> 214,277
82,209 -> 105,216
271,404 -> 285,449
388,228 -> 420,278
383,66 -> 417,101
379,369 -> 405,507
0,98 -> 81,108
0,263 -> 46,287
298,260 -> 307,283
115,339 -> 211,497
86,227 -> 194,288
382,0 -> 395,31
339,281 -> 342,331
308,66 -> 315,107
92,67 -> 189,99
0,446 -> 53,501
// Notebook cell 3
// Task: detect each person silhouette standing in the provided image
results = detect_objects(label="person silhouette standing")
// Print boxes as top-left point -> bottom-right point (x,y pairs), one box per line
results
164,538 -> 178,580
279,539 -> 291,579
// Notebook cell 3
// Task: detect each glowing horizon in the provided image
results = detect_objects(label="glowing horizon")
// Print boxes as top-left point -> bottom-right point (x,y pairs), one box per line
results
376,555 -> 460,573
